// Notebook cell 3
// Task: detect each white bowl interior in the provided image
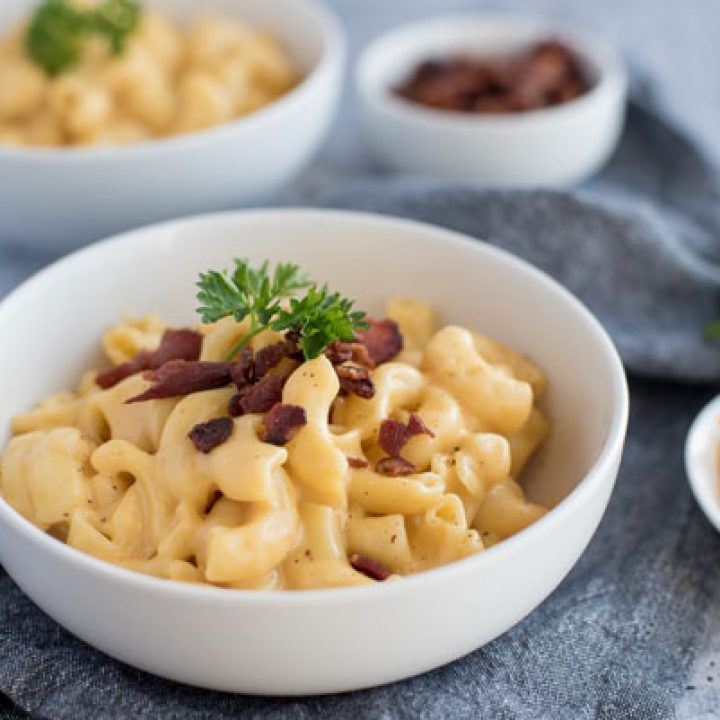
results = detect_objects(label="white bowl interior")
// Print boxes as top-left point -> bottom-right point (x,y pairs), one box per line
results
358,15 -> 613,118
0,211 -> 624,511
0,0 -> 329,77
685,394 -> 720,533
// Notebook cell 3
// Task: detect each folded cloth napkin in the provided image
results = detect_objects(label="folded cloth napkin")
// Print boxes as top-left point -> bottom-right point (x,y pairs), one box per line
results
3,96 -> 720,719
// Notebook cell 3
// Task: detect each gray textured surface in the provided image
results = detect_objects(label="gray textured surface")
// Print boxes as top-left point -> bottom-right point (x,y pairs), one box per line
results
2,0 -> 720,718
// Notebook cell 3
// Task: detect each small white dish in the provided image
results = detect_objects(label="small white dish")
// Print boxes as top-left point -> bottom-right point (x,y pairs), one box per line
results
0,210 -> 629,694
685,394 -> 720,532
0,0 -> 344,250
356,14 -> 627,186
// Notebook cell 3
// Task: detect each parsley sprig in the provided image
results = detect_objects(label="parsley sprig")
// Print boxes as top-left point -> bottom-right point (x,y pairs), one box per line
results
196,260 -> 369,361
26,0 -> 141,77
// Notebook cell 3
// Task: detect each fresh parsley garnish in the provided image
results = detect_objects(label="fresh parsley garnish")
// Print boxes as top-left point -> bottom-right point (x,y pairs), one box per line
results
26,0 -> 141,77
196,260 -> 369,361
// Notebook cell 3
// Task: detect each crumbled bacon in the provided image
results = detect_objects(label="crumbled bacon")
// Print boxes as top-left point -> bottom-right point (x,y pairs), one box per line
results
325,340 -> 375,368
230,347 -> 254,388
228,393 -> 244,418
126,361 -> 234,403
349,553 -> 392,581
254,340 -> 298,379
262,403 -> 307,445
96,351 -> 153,389
356,318 -> 403,365
335,364 -> 376,399
347,457 -> 369,469
233,373 -> 285,415
188,417 -> 234,453
379,413 -> 434,457
152,328 -> 203,368
375,457 -> 416,476
96,328 -> 203,390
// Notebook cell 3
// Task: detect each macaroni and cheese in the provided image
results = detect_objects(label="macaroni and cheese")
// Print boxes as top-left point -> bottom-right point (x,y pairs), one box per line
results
0,298 -> 549,590
0,6 -> 298,147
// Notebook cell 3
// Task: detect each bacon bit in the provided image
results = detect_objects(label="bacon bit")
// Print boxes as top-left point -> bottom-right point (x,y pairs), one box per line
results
96,350 -> 153,389
230,347 -> 254,388
335,364 -> 376,399
349,553 -> 392,581
96,328 -> 203,389
228,393 -> 244,418
152,328 -> 203,368
375,457 -> 416,476
325,340 -> 375,368
379,413 -> 434,457
347,457 -> 369,469
356,318 -> 404,365
236,373 -> 284,414
126,361 -> 234,403
254,340 -> 298,379
188,417 -> 234,453
262,403 -> 307,445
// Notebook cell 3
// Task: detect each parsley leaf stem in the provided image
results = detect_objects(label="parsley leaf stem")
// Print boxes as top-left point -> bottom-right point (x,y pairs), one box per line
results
196,259 -> 368,361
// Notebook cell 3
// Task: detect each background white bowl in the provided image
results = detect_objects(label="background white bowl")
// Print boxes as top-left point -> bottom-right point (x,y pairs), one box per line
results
0,0 -> 344,250
0,210 -> 628,694
356,14 -> 627,186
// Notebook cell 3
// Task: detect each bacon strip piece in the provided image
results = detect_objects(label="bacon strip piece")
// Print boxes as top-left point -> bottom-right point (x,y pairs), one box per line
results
379,413 -> 434,457
325,340 -> 375,369
263,403 -> 307,446
96,351 -> 153,390
347,457 -> 369,469
349,553 -> 392,581
336,364 -> 376,399
254,340 -> 298,379
228,373 -> 285,416
356,318 -> 403,365
375,457 -> 416,477
126,361 -> 234,403
230,347 -> 255,389
188,417 -> 234,453
152,328 -> 203,368
96,328 -> 203,389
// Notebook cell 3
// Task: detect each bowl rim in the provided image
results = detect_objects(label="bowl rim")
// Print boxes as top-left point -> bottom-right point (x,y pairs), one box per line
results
0,0 -> 345,162
0,208 -> 630,605
355,12 -> 628,129
685,392 -> 720,532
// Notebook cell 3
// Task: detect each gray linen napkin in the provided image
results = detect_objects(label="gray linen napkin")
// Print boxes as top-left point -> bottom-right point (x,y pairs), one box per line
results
3,99 -> 720,719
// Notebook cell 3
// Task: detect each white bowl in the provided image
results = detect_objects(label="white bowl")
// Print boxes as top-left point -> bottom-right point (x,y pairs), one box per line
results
356,15 -> 627,186
0,210 -> 629,694
0,0 -> 344,250
685,393 -> 720,532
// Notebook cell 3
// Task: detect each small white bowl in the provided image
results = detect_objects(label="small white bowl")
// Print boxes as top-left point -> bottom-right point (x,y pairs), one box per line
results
685,394 -> 720,532
0,210 -> 629,694
356,14 -> 627,186
0,0 -> 344,250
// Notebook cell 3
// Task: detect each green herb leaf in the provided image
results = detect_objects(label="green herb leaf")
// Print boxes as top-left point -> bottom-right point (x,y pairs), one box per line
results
704,320 -> 720,343
90,0 -> 141,55
26,0 -> 87,77
196,260 -> 368,361
25,0 -> 140,76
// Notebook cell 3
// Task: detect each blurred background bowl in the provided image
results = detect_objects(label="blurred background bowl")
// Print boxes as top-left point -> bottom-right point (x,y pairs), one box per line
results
356,14 -> 627,186
0,0 -> 344,250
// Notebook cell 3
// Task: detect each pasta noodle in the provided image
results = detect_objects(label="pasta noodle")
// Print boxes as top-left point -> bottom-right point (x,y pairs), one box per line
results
0,8 -> 298,147
0,298 -> 550,590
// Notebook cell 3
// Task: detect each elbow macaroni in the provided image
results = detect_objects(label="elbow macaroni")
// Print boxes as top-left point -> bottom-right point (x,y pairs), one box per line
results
0,298 -> 549,590
0,10 -> 298,147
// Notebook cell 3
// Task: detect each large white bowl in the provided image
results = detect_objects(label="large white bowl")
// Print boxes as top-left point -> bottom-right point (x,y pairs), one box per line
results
0,210 -> 629,694
0,0 -> 344,249
356,15 -> 627,186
